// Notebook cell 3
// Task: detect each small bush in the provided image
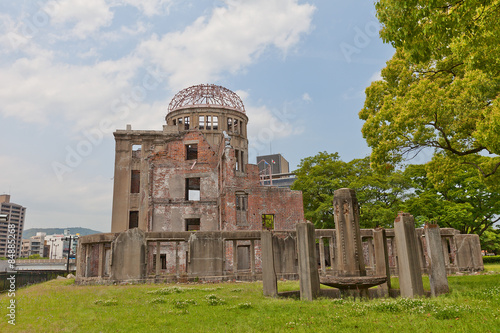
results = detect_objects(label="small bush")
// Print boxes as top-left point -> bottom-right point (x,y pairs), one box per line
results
173,299 -> 197,309
205,294 -> 225,306
94,299 -> 118,306
147,286 -> 187,295
483,255 -> 500,264
148,298 -> 167,304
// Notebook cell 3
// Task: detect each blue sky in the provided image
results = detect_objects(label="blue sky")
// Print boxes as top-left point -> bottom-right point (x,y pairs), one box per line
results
0,0 -> 394,232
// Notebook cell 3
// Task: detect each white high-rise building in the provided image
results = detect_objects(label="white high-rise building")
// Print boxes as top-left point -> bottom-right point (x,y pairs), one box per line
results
0,195 -> 26,257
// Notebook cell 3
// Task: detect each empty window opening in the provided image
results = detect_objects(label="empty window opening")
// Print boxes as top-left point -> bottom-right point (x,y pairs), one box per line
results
153,254 -> 167,270
262,214 -> 274,230
185,178 -> 201,201
184,116 -> 190,130
227,118 -> 233,132
199,116 -> 205,130
178,118 -> 183,125
173,119 -> 176,125
235,149 -> 240,171
129,211 -> 139,229
131,170 -> 140,193
234,119 -> 239,134
132,144 -> 141,151
186,144 -> 198,160
186,218 -> 201,231
213,116 -> 218,130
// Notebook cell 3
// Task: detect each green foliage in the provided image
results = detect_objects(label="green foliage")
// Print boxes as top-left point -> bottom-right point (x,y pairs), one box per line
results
480,229 -> 500,254
483,256 -> 500,264
360,0 -> 500,189
28,254 -> 47,259
292,152 -> 409,228
402,164 -> 500,234
3,272 -> 500,332
261,214 -> 274,230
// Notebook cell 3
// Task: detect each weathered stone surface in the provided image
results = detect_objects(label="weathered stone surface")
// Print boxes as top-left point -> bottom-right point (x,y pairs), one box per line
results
424,224 -> 449,297
333,188 -> 366,277
296,222 -> 320,301
319,275 -> 386,289
373,227 -> 391,296
110,228 -> 146,281
455,234 -> 484,271
261,231 -> 277,297
187,232 -> 224,277
394,212 -> 424,298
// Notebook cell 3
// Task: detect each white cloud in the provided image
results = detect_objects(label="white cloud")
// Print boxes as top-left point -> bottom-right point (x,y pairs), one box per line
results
0,155 -> 112,230
138,0 -> 315,90
0,53 -> 143,129
117,0 -> 174,16
302,92 -> 312,102
44,0 -> 114,39
369,70 -> 382,82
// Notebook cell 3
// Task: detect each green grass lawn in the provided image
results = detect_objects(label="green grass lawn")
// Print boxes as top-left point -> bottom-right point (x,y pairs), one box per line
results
1,265 -> 500,332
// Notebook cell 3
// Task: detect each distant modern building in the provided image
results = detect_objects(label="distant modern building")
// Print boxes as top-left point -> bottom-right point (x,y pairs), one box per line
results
257,154 -> 289,174
0,195 -> 26,257
45,230 -> 79,259
256,154 -> 296,188
21,232 -> 50,258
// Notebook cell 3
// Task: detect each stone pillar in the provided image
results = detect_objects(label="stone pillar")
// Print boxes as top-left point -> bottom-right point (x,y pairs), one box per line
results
232,240 -> 238,274
296,222 -> 320,301
155,241 -> 161,276
319,237 -> 326,275
261,231 -> 277,297
329,236 -> 335,271
250,239 -> 256,280
333,188 -> 366,277
366,237 -> 375,269
441,238 -> 450,267
373,227 -> 391,296
175,241 -> 180,276
394,212 -> 424,298
424,224 -> 449,297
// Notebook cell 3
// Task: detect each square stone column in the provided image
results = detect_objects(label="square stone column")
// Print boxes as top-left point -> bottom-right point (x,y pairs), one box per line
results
296,222 -> 320,301
373,227 -> 391,296
424,224 -> 449,297
333,188 -> 366,277
394,212 -> 424,298
261,231 -> 277,297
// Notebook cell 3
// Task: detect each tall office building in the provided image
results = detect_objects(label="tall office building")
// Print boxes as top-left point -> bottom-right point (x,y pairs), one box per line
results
0,195 -> 26,257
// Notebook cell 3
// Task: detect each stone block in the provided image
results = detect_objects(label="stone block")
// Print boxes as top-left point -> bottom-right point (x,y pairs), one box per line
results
296,222 -> 320,301
424,224 -> 449,297
110,228 -> 146,281
394,212 -> 424,298
261,231 -> 277,297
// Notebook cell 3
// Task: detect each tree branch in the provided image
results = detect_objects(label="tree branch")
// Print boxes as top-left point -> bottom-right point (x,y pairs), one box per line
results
462,161 -> 500,178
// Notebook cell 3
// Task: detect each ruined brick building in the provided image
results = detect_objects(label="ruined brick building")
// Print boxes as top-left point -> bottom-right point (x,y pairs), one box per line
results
76,84 -> 482,284
111,84 -> 304,236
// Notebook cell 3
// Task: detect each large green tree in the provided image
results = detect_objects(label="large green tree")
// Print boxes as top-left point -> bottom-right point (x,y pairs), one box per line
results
359,1 -> 500,188
402,164 -> 500,235
291,152 -> 408,229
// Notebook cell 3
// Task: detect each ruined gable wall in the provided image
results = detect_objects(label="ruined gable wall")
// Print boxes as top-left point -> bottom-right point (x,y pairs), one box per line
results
150,131 -> 220,232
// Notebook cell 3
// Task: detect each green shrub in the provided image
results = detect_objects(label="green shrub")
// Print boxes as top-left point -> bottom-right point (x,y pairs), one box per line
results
483,255 -> 500,263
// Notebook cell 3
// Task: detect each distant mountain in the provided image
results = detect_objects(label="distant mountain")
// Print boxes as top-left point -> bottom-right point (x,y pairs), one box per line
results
22,227 -> 104,239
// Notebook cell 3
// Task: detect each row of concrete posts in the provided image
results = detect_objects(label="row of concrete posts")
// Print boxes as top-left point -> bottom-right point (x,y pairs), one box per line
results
263,188 -> 451,300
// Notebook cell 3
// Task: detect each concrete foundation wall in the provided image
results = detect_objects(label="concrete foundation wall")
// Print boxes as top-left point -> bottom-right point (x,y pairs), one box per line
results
76,225 -> 482,285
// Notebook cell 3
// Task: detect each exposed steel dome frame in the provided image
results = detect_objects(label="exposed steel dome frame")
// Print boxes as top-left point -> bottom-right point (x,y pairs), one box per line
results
167,84 -> 245,113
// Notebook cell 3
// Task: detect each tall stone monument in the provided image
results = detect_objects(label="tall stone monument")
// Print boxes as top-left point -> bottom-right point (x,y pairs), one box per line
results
333,188 -> 366,277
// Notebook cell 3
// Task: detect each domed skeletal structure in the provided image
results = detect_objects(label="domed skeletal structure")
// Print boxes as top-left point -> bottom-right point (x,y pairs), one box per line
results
167,84 -> 245,113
